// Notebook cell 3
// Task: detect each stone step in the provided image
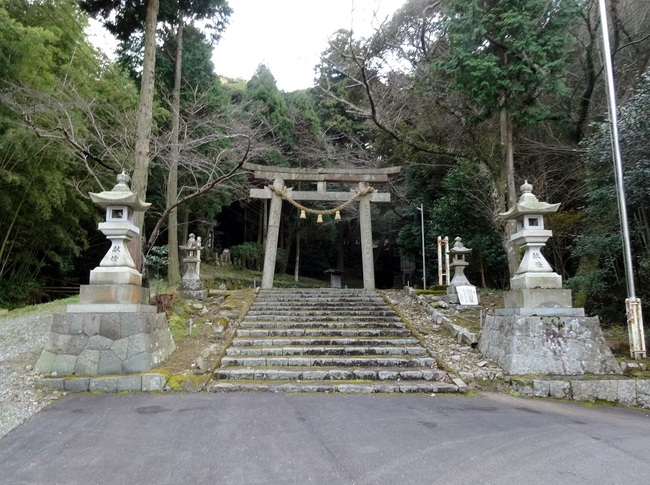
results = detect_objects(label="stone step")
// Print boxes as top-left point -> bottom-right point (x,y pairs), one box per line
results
239,319 -> 403,328
206,380 -> 460,394
255,295 -> 382,302
220,355 -> 435,368
236,328 -> 413,338
252,298 -> 384,304
246,309 -> 397,317
231,336 -> 420,347
226,345 -> 427,357
213,367 -> 445,381
211,288 -> 453,395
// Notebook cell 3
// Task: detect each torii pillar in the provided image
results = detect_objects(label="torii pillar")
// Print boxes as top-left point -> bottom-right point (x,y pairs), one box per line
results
245,163 -> 400,290
358,181 -> 374,290
261,176 -> 285,289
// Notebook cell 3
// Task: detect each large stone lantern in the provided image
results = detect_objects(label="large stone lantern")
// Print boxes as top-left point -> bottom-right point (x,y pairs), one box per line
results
34,172 -> 175,382
477,180 -> 621,376
88,171 -> 150,287
500,180 -> 561,290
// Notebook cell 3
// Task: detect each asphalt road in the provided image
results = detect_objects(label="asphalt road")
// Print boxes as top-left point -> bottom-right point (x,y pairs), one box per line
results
1,392 -> 649,484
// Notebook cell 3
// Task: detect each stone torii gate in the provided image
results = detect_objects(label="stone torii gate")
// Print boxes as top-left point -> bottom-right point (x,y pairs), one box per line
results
245,162 -> 401,290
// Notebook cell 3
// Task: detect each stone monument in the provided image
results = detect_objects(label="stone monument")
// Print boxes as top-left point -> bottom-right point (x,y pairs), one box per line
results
479,181 -> 621,375
445,237 -> 479,305
179,233 -> 208,300
35,172 -> 175,376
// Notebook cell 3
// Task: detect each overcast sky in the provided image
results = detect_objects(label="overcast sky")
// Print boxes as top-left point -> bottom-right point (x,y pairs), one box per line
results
212,0 -> 406,91
87,0 -> 406,92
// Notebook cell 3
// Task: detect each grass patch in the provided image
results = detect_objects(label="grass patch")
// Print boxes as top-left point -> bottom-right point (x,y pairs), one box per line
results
0,295 -> 79,319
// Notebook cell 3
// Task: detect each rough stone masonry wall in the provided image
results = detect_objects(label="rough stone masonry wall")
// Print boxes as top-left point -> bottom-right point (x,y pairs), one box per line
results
511,376 -> 650,409
35,312 -> 175,376
479,314 -> 621,375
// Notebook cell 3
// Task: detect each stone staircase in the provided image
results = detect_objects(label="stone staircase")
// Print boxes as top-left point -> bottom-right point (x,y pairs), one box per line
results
208,288 -> 461,394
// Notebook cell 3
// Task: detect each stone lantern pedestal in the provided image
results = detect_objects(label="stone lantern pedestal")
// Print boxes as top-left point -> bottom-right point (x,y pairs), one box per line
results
478,181 -> 621,376
35,173 -> 175,377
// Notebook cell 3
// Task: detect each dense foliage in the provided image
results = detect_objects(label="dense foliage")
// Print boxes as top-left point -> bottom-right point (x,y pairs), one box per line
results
2,0 -> 650,330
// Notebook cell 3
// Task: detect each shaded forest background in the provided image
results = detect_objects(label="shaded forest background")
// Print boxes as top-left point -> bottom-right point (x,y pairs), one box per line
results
1,0 -> 650,328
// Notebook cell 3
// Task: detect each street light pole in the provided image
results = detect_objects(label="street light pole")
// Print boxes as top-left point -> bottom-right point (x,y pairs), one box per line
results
598,0 -> 646,359
418,204 -> 426,289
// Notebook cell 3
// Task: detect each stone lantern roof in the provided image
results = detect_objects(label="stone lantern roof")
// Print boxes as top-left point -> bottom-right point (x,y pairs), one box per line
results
449,236 -> 471,256
89,171 -> 151,212
499,180 -> 560,220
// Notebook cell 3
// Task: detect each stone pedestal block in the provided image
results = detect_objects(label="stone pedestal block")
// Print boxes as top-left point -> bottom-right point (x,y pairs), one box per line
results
478,314 -> 621,375
503,288 -> 573,310
79,284 -> 150,305
179,275 -> 208,300
89,267 -> 143,286
510,272 -> 562,290
34,311 -> 175,376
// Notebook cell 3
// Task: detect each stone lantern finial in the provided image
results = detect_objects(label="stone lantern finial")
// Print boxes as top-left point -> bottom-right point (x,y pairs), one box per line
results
115,170 -> 131,190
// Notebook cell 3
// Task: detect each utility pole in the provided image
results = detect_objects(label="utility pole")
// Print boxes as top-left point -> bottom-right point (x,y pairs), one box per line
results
598,0 -> 646,359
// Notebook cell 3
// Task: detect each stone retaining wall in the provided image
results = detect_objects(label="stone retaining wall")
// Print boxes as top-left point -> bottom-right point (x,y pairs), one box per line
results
511,376 -> 650,409
38,373 -> 168,392
35,312 -> 175,376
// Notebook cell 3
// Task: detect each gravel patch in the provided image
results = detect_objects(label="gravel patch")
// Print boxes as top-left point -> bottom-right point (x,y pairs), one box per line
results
0,311 -> 62,439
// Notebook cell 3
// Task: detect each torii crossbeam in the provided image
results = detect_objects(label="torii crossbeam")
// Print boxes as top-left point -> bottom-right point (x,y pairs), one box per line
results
244,162 -> 401,289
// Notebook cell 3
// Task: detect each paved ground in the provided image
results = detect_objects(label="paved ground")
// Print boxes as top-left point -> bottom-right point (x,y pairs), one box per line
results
1,392 -> 649,484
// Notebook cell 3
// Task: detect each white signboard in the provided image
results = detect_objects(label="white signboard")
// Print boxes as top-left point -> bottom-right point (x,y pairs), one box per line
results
456,286 -> 479,305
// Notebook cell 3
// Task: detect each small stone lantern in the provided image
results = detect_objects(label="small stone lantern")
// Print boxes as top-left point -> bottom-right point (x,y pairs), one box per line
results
88,171 -> 150,286
448,237 -> 472,287
446,237 -> 478,305
499,181 -> 561,290
179,233 -> 208,299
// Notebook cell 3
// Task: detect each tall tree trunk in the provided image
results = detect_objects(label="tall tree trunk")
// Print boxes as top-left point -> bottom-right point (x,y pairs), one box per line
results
500,100 -> 519,278
167,19 -> 184,285
130,0 -> 159,271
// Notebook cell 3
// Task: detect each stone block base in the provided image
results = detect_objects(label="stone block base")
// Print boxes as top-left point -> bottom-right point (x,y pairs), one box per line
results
510,272 -> 562,289
79,284 -> 150,305
89,267 -> 142,286
503,288 -> 573,309
478,314 -> 621,375
179,276 -> 207,300
34,311 -> 175,376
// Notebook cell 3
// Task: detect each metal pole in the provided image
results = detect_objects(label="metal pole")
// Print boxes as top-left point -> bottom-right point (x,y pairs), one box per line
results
598,0 -> 646,359
418,204 -> 426,289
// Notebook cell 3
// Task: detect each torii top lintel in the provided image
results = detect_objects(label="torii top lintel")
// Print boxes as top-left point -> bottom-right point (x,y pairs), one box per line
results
243,162 -> 401,183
